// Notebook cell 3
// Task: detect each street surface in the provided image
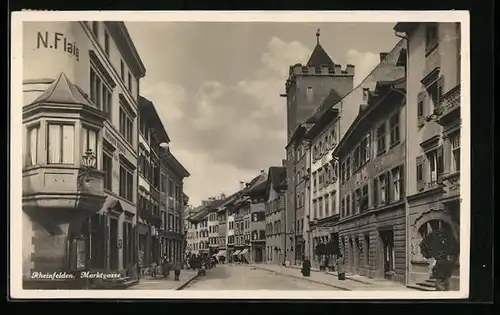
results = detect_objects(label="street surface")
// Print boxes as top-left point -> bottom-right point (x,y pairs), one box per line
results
130,270 -> 198,290
182,264 -> 340,290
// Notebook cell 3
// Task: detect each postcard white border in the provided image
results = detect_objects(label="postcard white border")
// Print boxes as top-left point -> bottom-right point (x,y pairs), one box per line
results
10,10 -> 471,300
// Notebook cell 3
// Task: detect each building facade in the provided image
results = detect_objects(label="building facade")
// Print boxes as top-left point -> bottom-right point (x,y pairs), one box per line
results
160,151 -> 190,263
394,22 -> 461,290
304,100 -> 341,268
283,32 -> 354,265
137,96 -> 166,272
299,38 -> 407,270
22,21 -> 146,287
334,76 -> 407,285
245,171 -> 268,263
264,166 -> 287,265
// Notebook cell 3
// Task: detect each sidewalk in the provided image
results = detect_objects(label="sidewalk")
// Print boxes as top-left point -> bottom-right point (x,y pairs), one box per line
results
249,264 -> 416,291
129,270 -> 199,290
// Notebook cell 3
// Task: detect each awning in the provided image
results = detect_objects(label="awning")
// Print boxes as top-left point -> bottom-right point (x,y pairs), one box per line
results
232,250 -> 241,256
239,248 -> 249,255
217,250 -> 227,257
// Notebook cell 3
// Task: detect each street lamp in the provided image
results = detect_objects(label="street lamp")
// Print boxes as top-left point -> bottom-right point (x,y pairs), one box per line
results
79,148 -> 97,185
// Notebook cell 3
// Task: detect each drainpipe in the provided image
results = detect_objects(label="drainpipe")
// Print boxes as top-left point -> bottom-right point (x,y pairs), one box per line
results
395,30 -> 410,287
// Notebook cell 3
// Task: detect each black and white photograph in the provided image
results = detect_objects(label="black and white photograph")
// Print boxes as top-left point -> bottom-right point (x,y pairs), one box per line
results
10,11 -> 470,299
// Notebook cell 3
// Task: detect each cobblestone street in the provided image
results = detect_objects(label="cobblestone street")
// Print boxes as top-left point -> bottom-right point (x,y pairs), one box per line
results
182,264 -> 340,290
129,270 -> 198,290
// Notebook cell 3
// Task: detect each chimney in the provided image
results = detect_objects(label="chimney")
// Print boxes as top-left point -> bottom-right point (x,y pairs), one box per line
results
239,181 -> 245,190
220,193 -> 226,199
282,159 -> 287,167
260,169 -> 265,175
362,88 -> 370,103
379,52 -> 388,62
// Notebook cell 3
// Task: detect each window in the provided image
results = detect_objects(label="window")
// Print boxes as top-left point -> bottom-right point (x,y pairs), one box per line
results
331,192 -> 337,215
104,31 -> 110,56
354,189 -> 360,214
82,127 -> 98,159
119,106 -> 134,145
425,23 -> 439,54
168,179 -> 174,197
318,197 -> 323,218
26,125 -> 39,166
353,146 -> 360,170
360,134 -> 370,164
341,162 -> 346,183
345,156 -> 351,179
324,194 -> 330,217
128,72 -> 132,92
377,123 -> 386,154
120,60 -> 125,81
90,67 -> 112,118
427,77 -> 444,111
379,174 -> 387,205
119,164 -> 134,202
341,197 -> 345,217
91,21 -> 99,38
392,167 -> 401,201
426,148 -> 443,185
417,92 -> 425,119
102,151 -> 112,191
450,132 -> 460,172
160,173 -> 166,193
389,112 -> 400,146
360,185 -> 369,211
47,124 -> 74,164
346,195 -> 350,216
373,178 -> 379,207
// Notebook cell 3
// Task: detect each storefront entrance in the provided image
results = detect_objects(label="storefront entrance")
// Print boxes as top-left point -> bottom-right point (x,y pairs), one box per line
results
109,218 -> 118,271
379,230 -> 395,280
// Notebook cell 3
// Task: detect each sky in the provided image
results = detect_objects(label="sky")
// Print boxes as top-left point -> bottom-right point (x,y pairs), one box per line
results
126,22 -> 400,207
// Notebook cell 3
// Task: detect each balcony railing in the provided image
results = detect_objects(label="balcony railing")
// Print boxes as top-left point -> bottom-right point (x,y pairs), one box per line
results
433,84 -> 461,126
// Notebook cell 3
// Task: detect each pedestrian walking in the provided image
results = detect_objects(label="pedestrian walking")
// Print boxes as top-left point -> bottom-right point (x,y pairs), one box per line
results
301,257 -> 311,277
336,254 -> 346,280
173,261 -> 181,281
150,261 -> 158,279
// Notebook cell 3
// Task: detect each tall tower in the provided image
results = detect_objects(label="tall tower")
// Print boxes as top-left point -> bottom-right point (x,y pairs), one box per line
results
283,30 -> 355,265
285,29 -> 355,141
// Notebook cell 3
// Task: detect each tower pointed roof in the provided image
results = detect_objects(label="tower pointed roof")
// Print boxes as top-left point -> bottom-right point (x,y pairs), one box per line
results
32,72 -> 93,106
306,29 -> 335,67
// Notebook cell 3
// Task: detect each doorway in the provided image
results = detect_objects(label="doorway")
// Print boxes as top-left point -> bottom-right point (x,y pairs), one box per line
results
109,218 -> 118,271
379,230 -> 395,280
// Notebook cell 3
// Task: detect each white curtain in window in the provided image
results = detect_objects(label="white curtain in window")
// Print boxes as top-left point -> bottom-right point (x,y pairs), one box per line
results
88,129 -> 97,153
28,127 -> 38,165
48,124 -> 61,164
393,170 -> 401,201
62,125 -> 74,164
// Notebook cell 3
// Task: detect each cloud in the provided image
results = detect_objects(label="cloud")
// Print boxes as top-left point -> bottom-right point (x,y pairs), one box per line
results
346,49 -> 380,86
141,37 -> 310,205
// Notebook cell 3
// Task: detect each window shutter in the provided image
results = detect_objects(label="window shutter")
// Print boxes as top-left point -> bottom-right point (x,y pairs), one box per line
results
372,179 -> 378,208
416,155 -> 424,191
386,171 -> 392,203
366,134 -> 371,161
399,165 -> 405,198
437,145 -> 444,180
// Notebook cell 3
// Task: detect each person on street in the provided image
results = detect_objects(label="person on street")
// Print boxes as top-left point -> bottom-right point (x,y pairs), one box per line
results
173,260 -> 181,281
336,254 -> 346,280
301,257 -> 311,277
150,261 -> 158,279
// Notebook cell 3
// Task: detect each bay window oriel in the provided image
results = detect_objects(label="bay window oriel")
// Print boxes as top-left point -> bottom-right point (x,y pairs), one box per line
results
25,124 -> 40,167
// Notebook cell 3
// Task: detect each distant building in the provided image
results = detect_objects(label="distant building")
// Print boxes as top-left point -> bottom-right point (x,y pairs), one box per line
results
302,38 -> 407,269
264,165 -> 287,265
334,75 -> 407,285
394,22 -> 461,290
282,30 -> 354,265
245,170 -> 268,263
